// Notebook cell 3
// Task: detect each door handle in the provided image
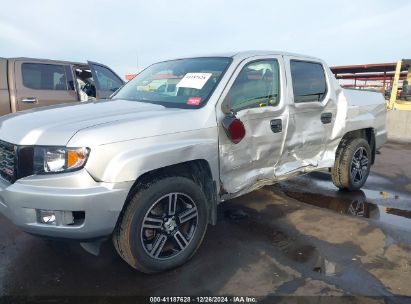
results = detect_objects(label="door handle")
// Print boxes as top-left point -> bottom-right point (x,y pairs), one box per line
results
21,97 -> 38,104
270,119 -> 282,133
321,112 -> 332,124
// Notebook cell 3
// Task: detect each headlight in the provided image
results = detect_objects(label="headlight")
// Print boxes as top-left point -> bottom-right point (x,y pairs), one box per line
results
34,147 -> 90,173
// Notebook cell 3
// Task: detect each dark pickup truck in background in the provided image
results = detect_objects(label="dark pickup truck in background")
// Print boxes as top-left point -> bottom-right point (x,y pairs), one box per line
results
0,58 -> 124,116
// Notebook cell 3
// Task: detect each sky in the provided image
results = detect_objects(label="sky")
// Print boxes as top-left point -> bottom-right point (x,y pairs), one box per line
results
1,0 -> 410,78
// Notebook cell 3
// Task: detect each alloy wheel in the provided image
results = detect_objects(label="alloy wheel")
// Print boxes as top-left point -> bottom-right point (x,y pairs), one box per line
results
350,147 -> 369,184
140,192 -> 199,260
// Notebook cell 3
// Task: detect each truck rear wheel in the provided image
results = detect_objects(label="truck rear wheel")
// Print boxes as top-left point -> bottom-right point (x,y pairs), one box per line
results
113,176 -> 208,273
331,138 -> 371,191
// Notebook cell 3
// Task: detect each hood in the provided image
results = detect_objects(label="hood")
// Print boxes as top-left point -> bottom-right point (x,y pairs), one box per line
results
0,100 -> 205,146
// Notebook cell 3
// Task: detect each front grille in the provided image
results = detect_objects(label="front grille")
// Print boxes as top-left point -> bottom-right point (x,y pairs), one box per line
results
0,140 -> 16,183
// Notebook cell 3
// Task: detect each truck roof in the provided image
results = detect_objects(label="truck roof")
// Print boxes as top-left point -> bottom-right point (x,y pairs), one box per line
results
4,57 -> 86,66
168,50 -> 322,61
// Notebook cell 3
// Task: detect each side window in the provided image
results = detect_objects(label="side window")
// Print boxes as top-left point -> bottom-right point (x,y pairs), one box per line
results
227,60 -> 280,112
91,65 -> 123,92
290,60 -> 327,103
22,63 -> 68,90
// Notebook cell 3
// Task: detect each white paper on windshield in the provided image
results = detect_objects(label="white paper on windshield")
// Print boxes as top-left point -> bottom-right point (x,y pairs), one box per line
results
176,73 -> 212,90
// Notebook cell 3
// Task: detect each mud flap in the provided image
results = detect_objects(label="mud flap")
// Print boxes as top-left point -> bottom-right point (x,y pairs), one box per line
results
80,238 -> 106,256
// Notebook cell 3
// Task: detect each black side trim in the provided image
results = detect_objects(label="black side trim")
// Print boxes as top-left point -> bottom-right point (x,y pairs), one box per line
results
17,146 -> 34,180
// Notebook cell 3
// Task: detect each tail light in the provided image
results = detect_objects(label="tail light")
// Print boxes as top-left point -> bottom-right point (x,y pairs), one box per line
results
222,115 -> 246,144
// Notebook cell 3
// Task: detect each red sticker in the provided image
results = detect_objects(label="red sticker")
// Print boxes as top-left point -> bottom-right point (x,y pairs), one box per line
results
187,97 -> 201,105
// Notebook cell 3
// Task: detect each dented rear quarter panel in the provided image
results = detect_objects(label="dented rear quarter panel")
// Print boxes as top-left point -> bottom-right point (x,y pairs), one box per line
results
342,88 -> 387,150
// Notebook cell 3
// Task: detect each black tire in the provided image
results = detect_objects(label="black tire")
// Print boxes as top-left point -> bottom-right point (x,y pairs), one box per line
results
113,176 -> 208,273
331,138 -> 372,191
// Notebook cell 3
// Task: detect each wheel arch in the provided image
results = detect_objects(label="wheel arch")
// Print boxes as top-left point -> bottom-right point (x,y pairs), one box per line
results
338,128 -> 376,164
118,159 -> 218,227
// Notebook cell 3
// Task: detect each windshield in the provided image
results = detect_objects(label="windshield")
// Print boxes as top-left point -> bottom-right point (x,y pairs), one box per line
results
112,57 -> 232,108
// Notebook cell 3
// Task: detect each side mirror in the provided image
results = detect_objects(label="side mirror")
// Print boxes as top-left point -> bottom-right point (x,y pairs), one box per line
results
221,100 -> 231,114
221,93 -> 234,115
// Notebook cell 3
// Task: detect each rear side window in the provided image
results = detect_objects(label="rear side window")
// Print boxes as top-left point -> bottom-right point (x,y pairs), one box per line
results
22,63 -> 68,90
290,60 -> 327,103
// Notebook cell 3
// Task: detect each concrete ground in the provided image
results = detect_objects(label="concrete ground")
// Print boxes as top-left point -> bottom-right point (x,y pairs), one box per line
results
1,142 -> 411,301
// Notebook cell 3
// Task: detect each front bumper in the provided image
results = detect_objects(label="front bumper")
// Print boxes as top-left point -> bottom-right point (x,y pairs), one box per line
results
0,170 -> 133,239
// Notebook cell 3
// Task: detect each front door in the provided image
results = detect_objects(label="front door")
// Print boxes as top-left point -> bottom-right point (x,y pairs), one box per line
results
218,56 -> 288,196
88,61 -> 125,99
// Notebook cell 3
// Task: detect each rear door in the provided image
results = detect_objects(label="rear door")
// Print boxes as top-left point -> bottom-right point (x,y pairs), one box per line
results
87,61 -> 124,99
284,56 -> 338,167
14,60 -> 78,111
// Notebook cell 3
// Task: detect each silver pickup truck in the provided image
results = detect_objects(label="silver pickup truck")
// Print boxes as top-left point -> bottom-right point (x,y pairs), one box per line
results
0,51 -> 387,273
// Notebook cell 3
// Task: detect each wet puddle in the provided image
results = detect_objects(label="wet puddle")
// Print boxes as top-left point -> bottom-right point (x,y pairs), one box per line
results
224,207 -> 338,276
276,172 -> 411,232
222,170 -> 411,290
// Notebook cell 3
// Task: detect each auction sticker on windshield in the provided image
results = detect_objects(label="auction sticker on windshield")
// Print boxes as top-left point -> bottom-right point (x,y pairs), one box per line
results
177,73 -> 212,90
187,97 -> 201,105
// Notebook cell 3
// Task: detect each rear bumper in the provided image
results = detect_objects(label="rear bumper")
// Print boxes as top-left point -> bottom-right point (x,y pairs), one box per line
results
0,170 -> 133,239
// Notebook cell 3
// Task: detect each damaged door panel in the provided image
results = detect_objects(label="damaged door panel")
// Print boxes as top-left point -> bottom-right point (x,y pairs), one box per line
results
285,58 -> 338,168
217,53 -> 385,199
218,56 -> 289,197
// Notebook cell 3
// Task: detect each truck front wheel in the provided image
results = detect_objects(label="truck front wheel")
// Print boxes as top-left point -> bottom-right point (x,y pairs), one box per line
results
113,176 -> 208,273
331,138 -> 371,191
